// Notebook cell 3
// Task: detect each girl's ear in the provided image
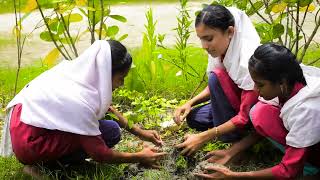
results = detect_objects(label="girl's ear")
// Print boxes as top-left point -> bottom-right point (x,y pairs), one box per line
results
280,77 -> 288,85
227,26 -> 235,39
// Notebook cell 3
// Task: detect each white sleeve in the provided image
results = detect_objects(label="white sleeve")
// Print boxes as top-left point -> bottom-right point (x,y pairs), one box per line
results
285,99 -> 320,148
0,108 -> 14,157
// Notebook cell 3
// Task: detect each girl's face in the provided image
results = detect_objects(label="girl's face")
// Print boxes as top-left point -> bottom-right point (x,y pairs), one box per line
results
196,23 -> 234,58
249,67 -> 282,100
112,70 -> 129,91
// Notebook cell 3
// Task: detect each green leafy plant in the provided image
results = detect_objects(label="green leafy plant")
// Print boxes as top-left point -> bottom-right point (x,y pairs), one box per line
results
112,89 -> 180,129
202,141 -> 231,152
176,155 -> 188,169
23,0 -> 128,66
159,0 -> 199,80
174,0 -> 198,79
12,0 -> 40,95
79,0 -> 128,44
124,8 -> 168,92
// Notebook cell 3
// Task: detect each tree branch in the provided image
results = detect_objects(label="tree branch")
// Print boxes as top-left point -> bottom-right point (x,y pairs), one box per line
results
35,0 -> 69,60
295,0 -> 300,58
248,0 -> 271,24
99,0 -> 104,39
300,9 -> 320,61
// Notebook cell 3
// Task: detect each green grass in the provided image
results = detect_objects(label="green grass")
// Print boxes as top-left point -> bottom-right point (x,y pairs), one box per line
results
125,46 -> 208,99
0,156 -> 127,179
0,157 -> 31,179
0,62 -> 47,109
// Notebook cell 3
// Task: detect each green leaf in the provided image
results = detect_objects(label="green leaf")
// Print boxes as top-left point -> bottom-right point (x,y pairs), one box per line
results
109,15 -> 127,23
88,11 -> 102,26
60,37 -> 75,44
87,7 -> 96,11
106,26 -> 119,37
255,23 -> 273,43
117,34 -> 128,41
78,8 -> 88,17
43,48 -> 60,67
194,10 -> 201,17
246,1 -> 264,16
272,23 -> 285,39
274,13 -> 288,24
299,0 -> 312,7
235,0 -> 248,10
23,0 -> 37,13
287,27 -> 294,38
283,0 -> 297,3
157,34 -> 166,43
265,0 -> 281,14
40,31 -> 58,42
49,21 -> 65,35
67,13 -> 83,23
51,0 -> 70,3
56,2 -> 75,14
271,2 -> 287,13
103,9 -> 111,16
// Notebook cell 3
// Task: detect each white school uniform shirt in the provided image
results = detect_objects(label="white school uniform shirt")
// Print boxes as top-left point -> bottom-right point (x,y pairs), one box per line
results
280,65 -> 320,148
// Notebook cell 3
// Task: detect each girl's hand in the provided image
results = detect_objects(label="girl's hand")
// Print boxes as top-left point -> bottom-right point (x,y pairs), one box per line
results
194,166 -> 235,179
137,145 -> 167,168
175,133 -> 206,156
205,149 -> 232,165
138,129 -> 163,146
174,102 -> 192,125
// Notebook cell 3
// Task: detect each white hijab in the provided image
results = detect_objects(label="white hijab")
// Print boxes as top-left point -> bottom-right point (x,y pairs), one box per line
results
207,7 -> 261,90
280,65 -> 320,148
6,40 -> 113,136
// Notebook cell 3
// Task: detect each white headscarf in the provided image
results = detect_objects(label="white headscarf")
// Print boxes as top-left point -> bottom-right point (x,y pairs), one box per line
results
280,65 -> 320,148
207,7 -> 261,90
6,40 -> 113,136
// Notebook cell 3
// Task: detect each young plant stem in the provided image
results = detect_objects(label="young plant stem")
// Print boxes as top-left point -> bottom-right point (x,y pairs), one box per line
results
13,0 -> 21,95
59,13 -> 78,57
263,0 -> 274,23
90,0 -> 96,44
99,0 -> 104,40
58,39 -> 73,60
190,72 -> 207,99
285,6 -> 289,46
300,9 -> 320,61
55,11 -> 74,58
289,11 -> 294,49
295,0 -> 300,57
307,57 -> 320,65
35,0 -> 69,60
248,0 -> 271,24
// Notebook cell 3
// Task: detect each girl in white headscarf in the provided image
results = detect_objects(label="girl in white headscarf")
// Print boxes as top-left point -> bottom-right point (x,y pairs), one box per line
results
174,5 -> 260,156
1,40 -> 165,177
195,43 -> 320,179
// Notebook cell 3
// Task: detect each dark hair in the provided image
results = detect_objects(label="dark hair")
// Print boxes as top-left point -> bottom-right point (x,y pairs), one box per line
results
195,5 -> 235,32
107,40 -> 132,75
249,43 -> 306,86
